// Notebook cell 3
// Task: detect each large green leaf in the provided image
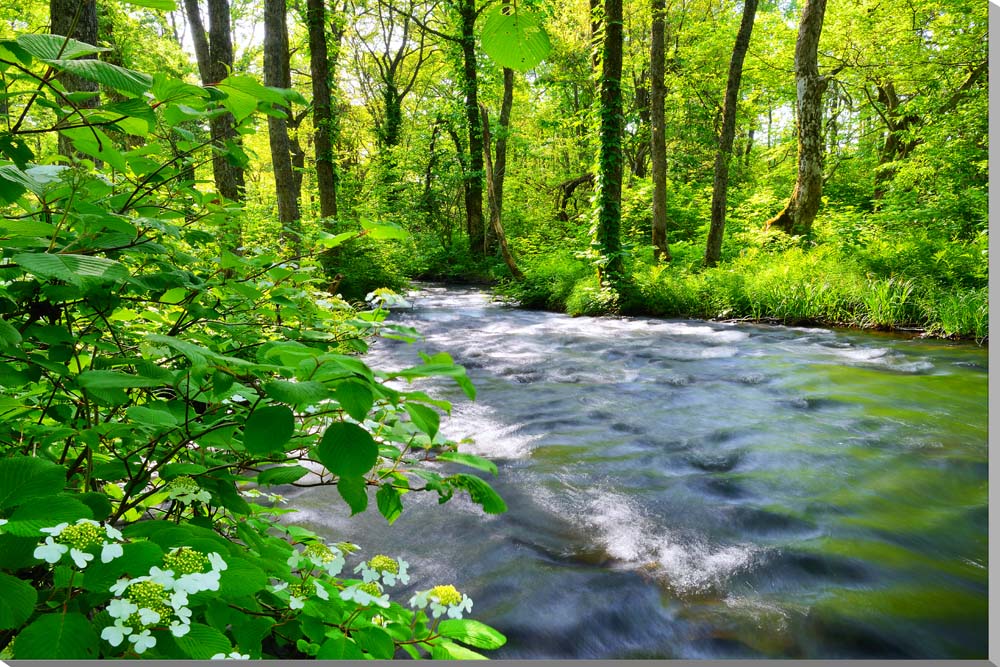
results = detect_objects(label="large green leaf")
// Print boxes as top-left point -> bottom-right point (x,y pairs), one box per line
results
435,451 -> 498,476
14,612 -> 99,658
317,422 -> 378,478
125,0 -> 177,9
6,494 -> 92,537
218,557 -> 268,599
78,370 -> 164,390
243,405 -> 295,455
43,59 -> 152,97
174,622 -> 233,659
0,571 -> 37,630
334,380 -> 374,421
0,457 -> 65,511
257,465 -> 310,486
17,34 -> 109,60
437,619 -> 506,649
405,403 -> 440,439
13,252 -> 128,286
375,484 -> 403,525
447,474 -> 507,514
480,5 -> 551,72
83,540 -> 164,593
337,475 -> 368,515
353,627 -> 395,658
431,640 -> 488,660
0,319 -> 21,349
263,379 -> 329,405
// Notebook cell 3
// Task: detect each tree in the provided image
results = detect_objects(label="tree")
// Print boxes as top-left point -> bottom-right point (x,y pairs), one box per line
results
593,0 -> 625,285
704,0 -> 758,266
50,0 -> 98,158
306,0 -> 345,219
649,0 -> 670,261
456,0 -> 486,256
765,0 -> 828,237
263,0 -> 302,250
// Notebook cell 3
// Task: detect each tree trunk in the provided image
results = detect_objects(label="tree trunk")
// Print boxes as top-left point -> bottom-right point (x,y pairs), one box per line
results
203,0 -> 246,206
50,0 -> 98,159
485,67 -> 514,253
649,0 -> 671,261
704,0 -> 758,266
307,0 -> 339,220
480,103 -> 523,280
765,0 -> 828,237
264,0 -> 301,252
594,0 -> 625,285
458,0 -> 485,256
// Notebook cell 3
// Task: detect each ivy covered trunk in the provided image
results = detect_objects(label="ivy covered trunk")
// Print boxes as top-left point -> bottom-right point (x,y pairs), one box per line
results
705,0 -> 758,266
458,0 -> 485,256
649,0 -> 670,262
766,0 -> 828,237
593,0 -> 625,286
307,0 -> 339,220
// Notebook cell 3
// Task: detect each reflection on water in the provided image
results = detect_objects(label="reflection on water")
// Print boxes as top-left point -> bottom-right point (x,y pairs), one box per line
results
284,285 -> 988,659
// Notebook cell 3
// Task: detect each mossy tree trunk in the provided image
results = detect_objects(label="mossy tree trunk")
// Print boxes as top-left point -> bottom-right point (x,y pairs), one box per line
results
593,0 -> 625,286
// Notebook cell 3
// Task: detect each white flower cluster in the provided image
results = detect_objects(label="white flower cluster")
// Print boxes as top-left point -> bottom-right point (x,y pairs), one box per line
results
339,582 -> 390,608
100,550 -> 228,654
211,651 -> 250,660
409,585 -> 474,620
166,476 -> 212,505
354,555 -> 410,587
287,540 -> 345,577
33,519 -> 123,569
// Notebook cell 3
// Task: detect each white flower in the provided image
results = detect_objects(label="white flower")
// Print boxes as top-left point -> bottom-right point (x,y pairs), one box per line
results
101,541 -> 124,563
207,552 -> 228,572
137,607 -> 161,625
111,576 -> 141,596
34,536 -> 68,564
354,561 -> 379,584
104,524 -> 124,541
169,590 -> 189,610
289,595 -> 304,610
0,518 -> 7,532
175,570 -> 220,594
313,579 -> 329,601
340,585 -> 390,608
445,594 -> 473,619
148,566 -> 175,588
384,558 -> 409,587
40,522 -> 69,537
170,620 -> 191,637
409,590 -> 429,609
100,621 -> 133,647
106,598 -> 138,620
174,605 -> 192,624
128,629 -> 156,654
211,652 -> 250,660
69,547 -> 95,569
269,581 -> 289,593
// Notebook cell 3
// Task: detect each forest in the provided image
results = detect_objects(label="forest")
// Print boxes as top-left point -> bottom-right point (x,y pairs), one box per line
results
0,0 -> 989,660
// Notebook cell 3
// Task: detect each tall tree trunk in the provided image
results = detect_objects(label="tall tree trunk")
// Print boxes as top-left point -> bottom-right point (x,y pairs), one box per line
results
458,0 -> 485,256
649,0 -> 671,261
765,0 -> 828,236
206,0 -> 246,206
704,0 -> 758,266
307,0 -> 339,220
50,0 -> 98,158
484,67 -> 514,253
594,0 -> 625,286
480,103 -> 523,280
263,0 -> 301,252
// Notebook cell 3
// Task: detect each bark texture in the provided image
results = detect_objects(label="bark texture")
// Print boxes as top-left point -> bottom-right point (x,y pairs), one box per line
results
307,0 -> 340,219
458,0 -> 485,255
649,0 -> 671,261
704,0 -> 758,266
50,0 -> 98,158
765,0 -> 828,236
480,103 -> 523,280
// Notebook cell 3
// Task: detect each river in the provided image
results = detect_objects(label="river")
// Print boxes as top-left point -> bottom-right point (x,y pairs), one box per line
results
284,285 -> 988,659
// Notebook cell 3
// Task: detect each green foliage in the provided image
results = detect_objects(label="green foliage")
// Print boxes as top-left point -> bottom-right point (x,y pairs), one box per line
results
0,34 -> 506,660
480,5 -> 552,72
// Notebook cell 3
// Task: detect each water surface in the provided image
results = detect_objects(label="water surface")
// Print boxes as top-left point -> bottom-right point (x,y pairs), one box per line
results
285,285 -> 988,659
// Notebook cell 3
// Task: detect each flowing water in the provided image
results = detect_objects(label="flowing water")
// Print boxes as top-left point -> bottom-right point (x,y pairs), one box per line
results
285,285 -> 988,659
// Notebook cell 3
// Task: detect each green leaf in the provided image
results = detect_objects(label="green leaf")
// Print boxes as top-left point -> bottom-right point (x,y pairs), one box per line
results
0,219 -> 56,237
353,627 -> 395,659
0,457 -> 65,510
17,34 -> 109,60
435,451 -> 498,476
0,571 -> 37,630
375,484 -> 403,525
83,540 -> 164,593
7,494 -> 92,537
361,219 -> 409,240
263,379 -> 329,405
334,380 -> 374,421
243,405 -> 295,455
0,319 -> 21,349
14,611 -> 99,658
337,475 -> 368,515
437,619 -> 506,649
480,5 -> 551,72
318,422 -> 378,478
159,462 -> 207,479
0,133 -> 33,168
126,405 -> 179,427
43,59 -> 152,96
257,465 -> 310,486
78,370 -> 163,390
174,622 -> 233,659
218,557 -> 268,599
13,252 -> 128,286
405,403 -> 440,439
447,474 -> 507,514
126,0 -> 177,9
431,640 -> 488,660
78,491 -> 112,521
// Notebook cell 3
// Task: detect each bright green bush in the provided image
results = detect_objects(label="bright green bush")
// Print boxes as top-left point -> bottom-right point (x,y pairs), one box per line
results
0,33 -> 506,660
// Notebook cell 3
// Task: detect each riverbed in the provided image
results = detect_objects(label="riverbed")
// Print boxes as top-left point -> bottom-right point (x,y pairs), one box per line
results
284,285 -> 988,659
